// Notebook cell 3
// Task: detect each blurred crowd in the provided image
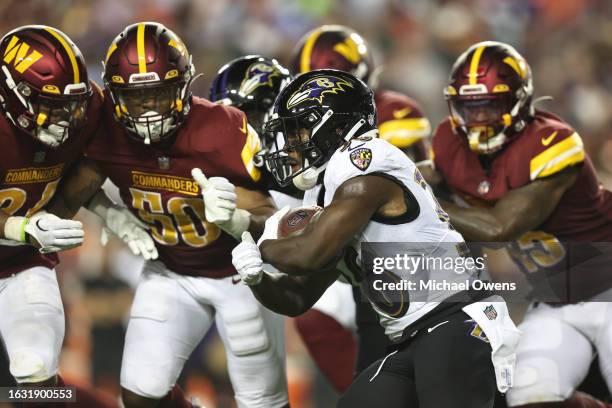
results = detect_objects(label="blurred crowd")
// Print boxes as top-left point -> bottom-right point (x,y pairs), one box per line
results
0,0 -> 610,407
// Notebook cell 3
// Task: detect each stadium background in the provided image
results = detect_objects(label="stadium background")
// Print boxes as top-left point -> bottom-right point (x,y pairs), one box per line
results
0,0 -> 610,406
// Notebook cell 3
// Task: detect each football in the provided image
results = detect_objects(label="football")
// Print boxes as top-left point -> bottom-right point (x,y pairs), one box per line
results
278,206 -> 324,238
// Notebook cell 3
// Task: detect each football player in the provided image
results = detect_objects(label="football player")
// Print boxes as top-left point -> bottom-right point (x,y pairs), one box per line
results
230,69 -> 520,408
47,23 -> 288,408
0,25 -> 148,398
429,41 -> 612,407
287,24 -> 434,391
209,55 -> 302,209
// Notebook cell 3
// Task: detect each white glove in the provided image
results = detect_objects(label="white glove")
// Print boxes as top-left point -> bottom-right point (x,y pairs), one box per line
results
191,167 -> 250,239
104,206 -> 158,261
4,212 -> 84,253
257,205 -> 290,246
232,231 -> 264,286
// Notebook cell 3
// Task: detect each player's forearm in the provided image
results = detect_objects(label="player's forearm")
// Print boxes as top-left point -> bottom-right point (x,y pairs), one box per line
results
251,268 -> 338,316
250,273 -> 315,317
442,201 -> 506,242
47,158 -> 106,218
260,236 -> 336,276
246,205 -> 276,237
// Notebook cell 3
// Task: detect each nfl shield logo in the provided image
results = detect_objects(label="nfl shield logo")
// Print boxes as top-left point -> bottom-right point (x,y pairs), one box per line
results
483,305 -> 498,320
477,180 -> 490,195
33,151 -> 46,163
287,210 -> 307,227
158,156 -> 170,170
350,148 -> 372,171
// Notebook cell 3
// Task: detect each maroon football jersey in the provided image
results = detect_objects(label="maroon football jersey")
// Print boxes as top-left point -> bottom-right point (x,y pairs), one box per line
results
375,89 -> 431,162
0,82 -> 103,278
433,109 -> 612,242
87,95 -> 262,278
433,109 -> 612,300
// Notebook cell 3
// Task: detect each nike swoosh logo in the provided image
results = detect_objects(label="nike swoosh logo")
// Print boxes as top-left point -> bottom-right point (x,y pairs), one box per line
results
541,130 -> 558,146
392,107 -> 412,119
347,142 -> 366,152
231,276 -> 242,285
239,116 -> 247,134
427,320 -> 449,333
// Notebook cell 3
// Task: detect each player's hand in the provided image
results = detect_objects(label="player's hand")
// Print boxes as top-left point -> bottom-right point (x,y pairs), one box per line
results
232,232 -> 263,286
191,167 -> 237,223
257,205 -> 290,246
191,168 -> 250,239
23,212 -> 84,253
104,206 -> 158,260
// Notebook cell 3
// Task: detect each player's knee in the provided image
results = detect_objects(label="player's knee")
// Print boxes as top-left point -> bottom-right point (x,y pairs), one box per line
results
121,364 -> 174,400
224,309 -> 270,357
234,390 -> 288,408
9,349 -> 56,383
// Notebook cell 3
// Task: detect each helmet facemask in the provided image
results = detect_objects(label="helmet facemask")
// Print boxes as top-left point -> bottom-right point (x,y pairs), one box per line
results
1,74 -> 91,148
110,79 -> 189,145
447,84 -> 531,155
449,95 -> 511,154
33,91 -> 90,147
265,107 -> 367,190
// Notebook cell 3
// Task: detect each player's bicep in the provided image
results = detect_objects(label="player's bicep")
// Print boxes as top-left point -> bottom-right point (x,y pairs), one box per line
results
491,168 -> 578,238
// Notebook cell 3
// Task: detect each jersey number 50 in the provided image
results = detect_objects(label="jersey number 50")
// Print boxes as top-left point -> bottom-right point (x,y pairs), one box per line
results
130,188 -> 221,247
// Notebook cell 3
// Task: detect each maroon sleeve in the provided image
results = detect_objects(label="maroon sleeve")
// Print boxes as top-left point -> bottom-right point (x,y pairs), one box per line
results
198,104 -> 264,191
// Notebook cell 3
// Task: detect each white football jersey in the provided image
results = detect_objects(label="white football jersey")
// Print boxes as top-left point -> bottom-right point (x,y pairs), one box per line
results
318,136 -> 478,341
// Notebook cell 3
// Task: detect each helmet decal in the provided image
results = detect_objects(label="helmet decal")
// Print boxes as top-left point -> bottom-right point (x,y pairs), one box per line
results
286,74 -> 353,109
0,25 -> 91,147
2,35 -> 43,74
239,61 -> 280,97
292,25 -> 374,84
502,56 -> 528,79
332,35 -> 364,64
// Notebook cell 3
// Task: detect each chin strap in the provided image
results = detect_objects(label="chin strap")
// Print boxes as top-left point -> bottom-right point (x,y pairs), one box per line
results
293,162 -> 327,191
343,119 -> 366,142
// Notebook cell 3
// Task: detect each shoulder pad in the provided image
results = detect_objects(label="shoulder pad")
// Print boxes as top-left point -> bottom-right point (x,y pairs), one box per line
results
524,117 -> 584,180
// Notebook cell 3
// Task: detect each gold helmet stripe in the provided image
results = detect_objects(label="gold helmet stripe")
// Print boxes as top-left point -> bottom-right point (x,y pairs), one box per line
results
300,27 -> 323,73
105,43 -> 117,65
468,45 -> 486,85
44,27 -> 79,84
137,23 -> 147,73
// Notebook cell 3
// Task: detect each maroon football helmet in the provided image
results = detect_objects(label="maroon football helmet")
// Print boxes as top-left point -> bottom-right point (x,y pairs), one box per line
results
290,25 -> 374,84
444,41 -> 534,155
103,22 -> 194,144
0,25 -> 91,147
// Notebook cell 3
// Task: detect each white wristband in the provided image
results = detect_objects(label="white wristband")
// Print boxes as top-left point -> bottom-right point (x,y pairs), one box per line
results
4,216 -> 28,242
218,209 -> 251,240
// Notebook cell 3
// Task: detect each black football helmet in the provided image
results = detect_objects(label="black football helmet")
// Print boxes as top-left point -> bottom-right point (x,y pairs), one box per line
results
265,69 -> 376,190
209,55 -> 291,143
